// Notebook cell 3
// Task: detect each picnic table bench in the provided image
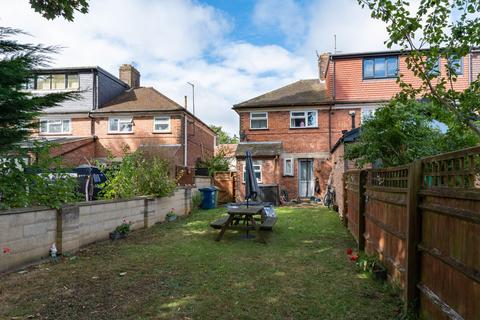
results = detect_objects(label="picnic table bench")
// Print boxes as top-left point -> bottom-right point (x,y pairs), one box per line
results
210,205 -> 277,243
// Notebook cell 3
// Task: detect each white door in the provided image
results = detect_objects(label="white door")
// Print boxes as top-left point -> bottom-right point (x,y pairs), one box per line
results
299,159 -> 314,198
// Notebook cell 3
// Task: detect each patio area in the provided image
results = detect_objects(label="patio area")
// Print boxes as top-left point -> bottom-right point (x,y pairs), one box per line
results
0,207 -> 402,319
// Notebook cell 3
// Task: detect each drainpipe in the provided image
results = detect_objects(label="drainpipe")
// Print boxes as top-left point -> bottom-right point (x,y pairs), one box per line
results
329,57 -> 336,151
184,113 -> 188,167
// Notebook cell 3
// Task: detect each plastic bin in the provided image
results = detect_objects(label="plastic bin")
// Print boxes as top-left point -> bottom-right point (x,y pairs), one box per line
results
199,187 -> 217,209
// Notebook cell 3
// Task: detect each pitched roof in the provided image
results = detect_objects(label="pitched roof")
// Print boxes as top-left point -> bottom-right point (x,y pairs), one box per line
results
95,87 -> 183,112
235,141 -> 282,158
331,127 -> 361,153
233,79 -> 331,109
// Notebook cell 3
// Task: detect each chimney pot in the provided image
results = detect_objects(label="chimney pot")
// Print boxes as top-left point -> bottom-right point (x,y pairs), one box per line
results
318,52 -> 330,81
119,64 -> 141,88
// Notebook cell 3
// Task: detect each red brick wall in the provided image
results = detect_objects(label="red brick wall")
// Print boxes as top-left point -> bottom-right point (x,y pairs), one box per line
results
235,158 -> 278,201
240,108 -> 361,153
187,116 -> 215,167
330,55 -> 471,102
93,115 -> 183,163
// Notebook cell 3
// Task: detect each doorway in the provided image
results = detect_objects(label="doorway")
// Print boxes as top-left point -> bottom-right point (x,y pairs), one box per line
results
298,159 -> 314,198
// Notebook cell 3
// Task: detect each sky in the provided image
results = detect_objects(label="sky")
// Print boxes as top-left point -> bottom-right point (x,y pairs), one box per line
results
0,0 -> 391,136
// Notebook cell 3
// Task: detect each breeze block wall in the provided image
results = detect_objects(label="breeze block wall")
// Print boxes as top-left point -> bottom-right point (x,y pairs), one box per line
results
0,186 -> 205,273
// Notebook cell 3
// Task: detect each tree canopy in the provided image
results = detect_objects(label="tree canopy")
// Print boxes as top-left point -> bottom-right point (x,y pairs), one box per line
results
0,27 -> 78,152
210,125 -> 239,144
29,0 -> 89,21
345,100 -> 478,167
358,0 -> 480,137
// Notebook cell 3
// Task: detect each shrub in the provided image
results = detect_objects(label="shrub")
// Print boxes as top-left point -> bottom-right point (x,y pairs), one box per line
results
191,192 -> 202,212
98,149 -> 177,199
114,219 -> 132,235
196,146 -> 231,176
0,142 -> 79,209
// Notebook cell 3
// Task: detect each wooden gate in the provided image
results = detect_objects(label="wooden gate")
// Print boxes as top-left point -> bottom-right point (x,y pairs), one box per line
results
214,171 -> 236,204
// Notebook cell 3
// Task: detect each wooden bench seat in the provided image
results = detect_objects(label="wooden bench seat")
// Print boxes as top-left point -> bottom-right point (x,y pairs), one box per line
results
210,216 -> 229,229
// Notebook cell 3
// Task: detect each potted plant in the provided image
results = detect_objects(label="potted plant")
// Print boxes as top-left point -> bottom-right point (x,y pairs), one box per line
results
110,219 -> 132,240
166,208 -> 177,222
372,263 -> 387,281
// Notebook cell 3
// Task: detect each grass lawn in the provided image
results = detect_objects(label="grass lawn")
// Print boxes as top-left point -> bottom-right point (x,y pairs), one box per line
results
0,206 -> 403,319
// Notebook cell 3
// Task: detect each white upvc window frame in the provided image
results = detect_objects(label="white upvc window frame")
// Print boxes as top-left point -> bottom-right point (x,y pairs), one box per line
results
108,116 -> 133,134
39,118 -> 71,135
243,160 -> 262,184
250,112 -> 268,130
290,110 -> 318,128
283,158 -> 294,176
153,116 -> 171,133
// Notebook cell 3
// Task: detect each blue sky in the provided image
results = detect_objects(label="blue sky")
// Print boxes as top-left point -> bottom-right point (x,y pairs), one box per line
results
0,0 -> 391,135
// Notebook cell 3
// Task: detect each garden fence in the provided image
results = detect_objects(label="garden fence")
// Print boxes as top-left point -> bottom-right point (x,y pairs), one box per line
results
344,146 -> 480,319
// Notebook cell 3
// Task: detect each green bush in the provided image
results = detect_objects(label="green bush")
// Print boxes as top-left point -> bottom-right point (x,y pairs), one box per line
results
0,142 -> 79,209
191,192 -> 202,212
98,149 -> 177,199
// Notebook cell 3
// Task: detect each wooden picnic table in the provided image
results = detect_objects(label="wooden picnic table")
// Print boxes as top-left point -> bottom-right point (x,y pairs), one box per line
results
214,205 -> 266,243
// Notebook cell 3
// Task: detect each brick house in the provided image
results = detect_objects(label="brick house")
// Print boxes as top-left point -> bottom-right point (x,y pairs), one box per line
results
27,64 -> 215,166
233,49 -> 480,202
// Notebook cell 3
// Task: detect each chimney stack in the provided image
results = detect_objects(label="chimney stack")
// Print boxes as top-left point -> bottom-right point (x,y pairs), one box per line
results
119,64 -> 141,88
318,52 -> 330,82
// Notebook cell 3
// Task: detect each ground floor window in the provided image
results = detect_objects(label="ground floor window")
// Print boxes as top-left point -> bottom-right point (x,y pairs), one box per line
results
243,160 -> 262,183
283,158 -> 293,176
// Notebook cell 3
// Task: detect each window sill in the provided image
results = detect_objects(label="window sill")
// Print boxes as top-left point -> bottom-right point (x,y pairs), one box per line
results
289,126 -> 319,130
362,77 -> 397,81
153,131 -> 172,134
39,133 -> 72,136
249,128 -> 269,131
107,132 -> 134,135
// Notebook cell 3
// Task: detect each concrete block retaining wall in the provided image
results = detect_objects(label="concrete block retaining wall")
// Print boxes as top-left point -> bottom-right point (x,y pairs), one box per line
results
0,186 -> 202,273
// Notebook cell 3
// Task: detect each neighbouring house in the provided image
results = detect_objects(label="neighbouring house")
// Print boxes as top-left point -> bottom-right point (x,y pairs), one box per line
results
26,64 -> 215,167
233,48 -> 480,202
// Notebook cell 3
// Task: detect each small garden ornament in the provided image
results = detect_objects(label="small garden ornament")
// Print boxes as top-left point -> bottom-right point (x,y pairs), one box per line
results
50,243 -> 58,263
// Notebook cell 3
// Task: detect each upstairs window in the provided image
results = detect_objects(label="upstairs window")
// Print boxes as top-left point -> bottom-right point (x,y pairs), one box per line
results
290,110 -> 317,128
153,116 -> 171,132
427,57 -> 440,77
363,56 -> 398,79
250,112 -> 268,129
447,56 -> 464,75
109,117 -> 133,133
25,73 -> 80,90
39,118 -> 71,134
284,158 -> 293,176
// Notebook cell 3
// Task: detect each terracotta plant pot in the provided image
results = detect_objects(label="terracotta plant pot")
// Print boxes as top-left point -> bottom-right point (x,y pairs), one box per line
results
109,231 -> 127,240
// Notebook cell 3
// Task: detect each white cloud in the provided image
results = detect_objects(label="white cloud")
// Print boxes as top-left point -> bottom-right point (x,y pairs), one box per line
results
0,0 -> 394,136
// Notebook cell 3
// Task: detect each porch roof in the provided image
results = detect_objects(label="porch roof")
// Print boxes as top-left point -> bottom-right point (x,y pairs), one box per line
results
235,141 -> 283,158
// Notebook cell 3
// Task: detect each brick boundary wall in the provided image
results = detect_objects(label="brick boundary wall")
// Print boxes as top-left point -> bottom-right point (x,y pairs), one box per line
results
0,186 -> 207,273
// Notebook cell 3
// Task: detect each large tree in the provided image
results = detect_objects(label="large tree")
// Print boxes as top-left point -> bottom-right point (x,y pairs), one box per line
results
358,0 -> 480,137
0,1 -> 89,151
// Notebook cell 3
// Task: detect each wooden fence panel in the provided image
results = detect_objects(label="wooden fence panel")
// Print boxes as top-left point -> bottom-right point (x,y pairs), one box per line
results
417,146 -> 480,320
214,171 -> 236,204
176,166 -> 195,186
364,166 -> 409,287
344,171 -> 360,244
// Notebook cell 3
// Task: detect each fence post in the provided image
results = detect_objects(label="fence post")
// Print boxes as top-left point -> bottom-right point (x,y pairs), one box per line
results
358,170 -> 367,251
405,159 -> 423,311
342,173 -> 348,227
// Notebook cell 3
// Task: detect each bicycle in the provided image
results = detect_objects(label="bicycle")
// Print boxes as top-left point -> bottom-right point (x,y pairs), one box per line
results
323,183 -> 336,209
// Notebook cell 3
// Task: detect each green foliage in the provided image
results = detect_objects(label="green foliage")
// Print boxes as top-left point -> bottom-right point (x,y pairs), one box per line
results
29,0 -> 89,21
191,192 -> 202,213
0,142 -> 79,209
196,146 -> 231,176
114,219 -> 132,235
0,27 -> 79,152
210,125 -> 239,144
98,148 -> 177,199
358,0 -> 480,137
345,101 -> 478,167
